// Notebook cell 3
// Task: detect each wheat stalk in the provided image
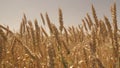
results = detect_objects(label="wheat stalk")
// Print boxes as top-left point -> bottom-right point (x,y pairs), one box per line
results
92,4 -> 98,27
40,13 -> 46,25
59,8 -> 64,32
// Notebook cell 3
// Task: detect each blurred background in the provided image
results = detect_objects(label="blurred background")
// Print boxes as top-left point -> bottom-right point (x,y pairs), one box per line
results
0,0 -> 119,31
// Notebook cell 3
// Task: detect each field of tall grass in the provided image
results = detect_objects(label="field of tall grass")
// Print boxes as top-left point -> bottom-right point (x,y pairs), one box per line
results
0,3 -> 120,68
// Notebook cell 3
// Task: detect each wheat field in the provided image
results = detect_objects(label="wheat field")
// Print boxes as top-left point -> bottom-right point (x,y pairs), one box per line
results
0,3 -> 120,68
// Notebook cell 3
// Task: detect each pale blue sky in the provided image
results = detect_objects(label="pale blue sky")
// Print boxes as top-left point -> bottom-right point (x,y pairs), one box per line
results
0,0 -> 119,30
